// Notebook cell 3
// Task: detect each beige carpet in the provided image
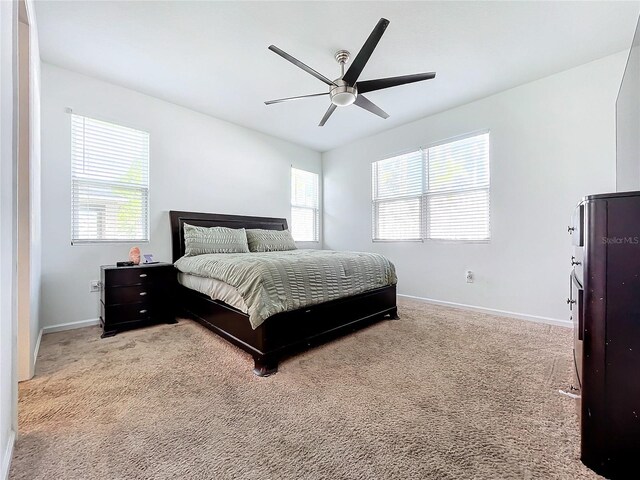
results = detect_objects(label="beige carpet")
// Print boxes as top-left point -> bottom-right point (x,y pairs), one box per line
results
10,298 -> 601,479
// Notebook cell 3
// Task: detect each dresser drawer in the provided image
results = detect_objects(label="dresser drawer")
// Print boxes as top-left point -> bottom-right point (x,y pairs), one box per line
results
570,203 -> 584,247
101,301 -> 171,327
102,283 -> 172,305
103,267 -> 172,287
572,247 -> 584,285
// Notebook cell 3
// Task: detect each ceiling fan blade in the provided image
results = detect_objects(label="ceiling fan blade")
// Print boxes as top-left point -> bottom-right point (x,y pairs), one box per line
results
268,45 -> 336,86
357,72 -> 436,94
342,18 -> 390,86
354,95 -> 389,119
265,92 -> 328,105
319,104 -> 337,126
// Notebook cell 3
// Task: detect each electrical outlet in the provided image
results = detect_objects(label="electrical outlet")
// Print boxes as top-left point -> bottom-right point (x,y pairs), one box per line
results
90,280 -> 101,292
465,270 -> 474,283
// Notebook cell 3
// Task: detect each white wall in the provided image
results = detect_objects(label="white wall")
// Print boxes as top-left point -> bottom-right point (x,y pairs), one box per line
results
0,0 -> 18,477
40,64 -> 322,328
616,24 -> 640,192
17,0 -> 42,382
323,52 -> 628,324
27,1 -> 41,380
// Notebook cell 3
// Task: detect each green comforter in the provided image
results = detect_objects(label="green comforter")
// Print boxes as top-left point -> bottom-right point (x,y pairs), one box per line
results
174,249 -> 397,329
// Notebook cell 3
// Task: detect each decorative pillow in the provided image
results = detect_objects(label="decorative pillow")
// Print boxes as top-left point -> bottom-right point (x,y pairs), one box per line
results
183,224 -> 249,256
246,229 -> 297,252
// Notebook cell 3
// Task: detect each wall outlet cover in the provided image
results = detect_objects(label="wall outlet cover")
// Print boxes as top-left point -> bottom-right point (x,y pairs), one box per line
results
466,270 -> 474,283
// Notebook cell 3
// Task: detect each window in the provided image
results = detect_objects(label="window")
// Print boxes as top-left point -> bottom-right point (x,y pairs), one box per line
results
291,168 -> 319,242
372,131 -> 490,241
71,114 -> 149,244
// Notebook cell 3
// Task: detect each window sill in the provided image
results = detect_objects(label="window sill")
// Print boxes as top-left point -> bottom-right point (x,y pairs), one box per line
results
71,240 -> 150,246
372,239 -> 423,243
372,238 -> 490,244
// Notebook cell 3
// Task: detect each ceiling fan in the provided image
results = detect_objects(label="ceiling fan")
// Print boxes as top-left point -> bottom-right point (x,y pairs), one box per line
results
265,18 -> 436,126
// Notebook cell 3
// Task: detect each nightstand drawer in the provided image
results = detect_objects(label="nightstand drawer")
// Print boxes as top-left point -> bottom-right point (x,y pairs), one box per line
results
103,267 -> 171,287
101,302 -> 170,327
103,284 -> 170,305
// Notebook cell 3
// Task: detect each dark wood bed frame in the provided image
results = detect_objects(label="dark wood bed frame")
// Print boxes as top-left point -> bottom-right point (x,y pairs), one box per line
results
170,210 -> 398,376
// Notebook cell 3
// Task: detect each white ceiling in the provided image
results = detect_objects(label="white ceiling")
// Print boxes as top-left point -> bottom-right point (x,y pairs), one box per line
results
35,1 -> 639,152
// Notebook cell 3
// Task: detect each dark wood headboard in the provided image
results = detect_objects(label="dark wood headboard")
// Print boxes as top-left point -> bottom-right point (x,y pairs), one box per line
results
169,211 -> 288,262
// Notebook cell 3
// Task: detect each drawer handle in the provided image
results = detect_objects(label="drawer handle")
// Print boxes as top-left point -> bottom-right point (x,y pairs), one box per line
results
140,274 -> 147,278
139,309 -> 148,314
139,292 -> 147,296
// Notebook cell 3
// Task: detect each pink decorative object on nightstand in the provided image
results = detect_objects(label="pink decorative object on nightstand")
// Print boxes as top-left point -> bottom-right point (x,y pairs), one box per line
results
128,246 -> 141,265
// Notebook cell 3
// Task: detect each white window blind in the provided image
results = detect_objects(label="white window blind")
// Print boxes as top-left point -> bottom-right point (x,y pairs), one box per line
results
372,132 -> 490,241
372,150 -> 424,240
291,168 -> 319,242
71,114 -> 150,244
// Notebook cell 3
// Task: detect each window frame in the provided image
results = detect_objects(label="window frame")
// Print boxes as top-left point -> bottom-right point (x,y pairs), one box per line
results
290,167 -> 320,243
70,112 -> 150,245
372,130 -> 491,243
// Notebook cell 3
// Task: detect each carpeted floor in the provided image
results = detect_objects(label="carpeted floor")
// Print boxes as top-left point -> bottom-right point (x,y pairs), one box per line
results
10,298 -> 601,479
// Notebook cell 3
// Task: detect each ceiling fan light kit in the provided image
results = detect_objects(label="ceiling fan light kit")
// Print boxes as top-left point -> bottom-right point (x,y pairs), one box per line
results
330,80 -> 357,107
265,18 -> 436,126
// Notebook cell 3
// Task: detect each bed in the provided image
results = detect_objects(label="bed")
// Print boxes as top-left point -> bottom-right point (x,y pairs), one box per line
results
170,210 -> 398,376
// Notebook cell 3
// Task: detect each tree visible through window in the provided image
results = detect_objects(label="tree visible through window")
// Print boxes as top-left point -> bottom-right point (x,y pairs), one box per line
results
71,114 -> 149,244
372,132 -> 490,241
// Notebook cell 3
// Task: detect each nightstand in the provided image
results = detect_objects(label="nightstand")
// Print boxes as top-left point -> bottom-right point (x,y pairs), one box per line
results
100,263 -> 177,338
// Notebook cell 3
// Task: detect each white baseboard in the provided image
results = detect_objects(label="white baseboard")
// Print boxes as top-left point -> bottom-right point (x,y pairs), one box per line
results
398,294 -> 572,328
33,328 -> 42,369
42,318 -> 100,334
1,430 -> 15,480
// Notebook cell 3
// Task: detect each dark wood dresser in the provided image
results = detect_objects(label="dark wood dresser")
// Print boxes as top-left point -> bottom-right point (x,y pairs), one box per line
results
100,263 -> 177,338
569,191 -> 640,479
